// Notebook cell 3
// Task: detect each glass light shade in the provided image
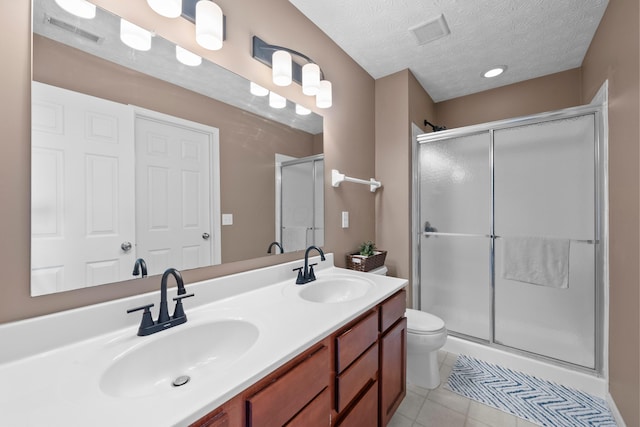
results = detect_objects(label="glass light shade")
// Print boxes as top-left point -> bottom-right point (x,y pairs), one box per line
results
272,50 -> 292,87
316,80 -> 332,109
295,104 -> 311,115
147,0 -> 182,18
250,82 -> 269,96
176,46 -> 202,66
54,0 -> 96,19
269,91 -> 287,109
196,1 -> 223,51
120,19 -> 152,51
302,63 -> 321,96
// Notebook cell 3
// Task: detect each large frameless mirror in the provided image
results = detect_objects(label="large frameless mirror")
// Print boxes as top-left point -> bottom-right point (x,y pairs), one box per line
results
31,0 -> 324,296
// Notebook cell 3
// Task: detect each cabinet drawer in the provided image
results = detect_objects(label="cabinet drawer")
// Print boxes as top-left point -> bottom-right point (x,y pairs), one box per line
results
336,380 -> 378,427
286,387 -> 330,427
247,345 -> 329,427
190,395 -> 243,427
380,289 -> 406,332
335,342 -> 378,413
335,310 -> 378,373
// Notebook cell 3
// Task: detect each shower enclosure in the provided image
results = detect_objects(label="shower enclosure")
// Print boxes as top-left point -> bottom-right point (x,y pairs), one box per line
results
415,104 -> 606,372
279,154 -> 324,253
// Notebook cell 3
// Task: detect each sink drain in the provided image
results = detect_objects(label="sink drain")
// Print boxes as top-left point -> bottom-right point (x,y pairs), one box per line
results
172,375 -> 191,387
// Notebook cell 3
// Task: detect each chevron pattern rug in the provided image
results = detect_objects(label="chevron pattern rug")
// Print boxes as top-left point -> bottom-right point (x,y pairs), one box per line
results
445,355 -> 616,426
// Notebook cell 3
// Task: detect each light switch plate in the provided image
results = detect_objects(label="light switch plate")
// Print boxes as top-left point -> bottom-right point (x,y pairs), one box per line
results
341,211 -> 349,228
222,213 -> 233,226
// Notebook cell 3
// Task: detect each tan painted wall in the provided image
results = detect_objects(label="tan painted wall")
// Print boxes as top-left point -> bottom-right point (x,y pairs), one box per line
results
0,0 -> 375,323
581,0 -> 640,425
375,71 -> 410,283
33,35 -> 317,264
436,68 -> 582,128
375,70 -> 435,305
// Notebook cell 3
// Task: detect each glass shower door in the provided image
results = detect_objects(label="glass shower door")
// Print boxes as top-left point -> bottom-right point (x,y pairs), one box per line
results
419,132 -> 492,341
493,114 -> 597,368
280,157 -> 324,253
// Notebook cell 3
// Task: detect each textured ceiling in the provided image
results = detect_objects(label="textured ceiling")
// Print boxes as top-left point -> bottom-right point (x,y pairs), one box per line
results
288,0 -> 609,102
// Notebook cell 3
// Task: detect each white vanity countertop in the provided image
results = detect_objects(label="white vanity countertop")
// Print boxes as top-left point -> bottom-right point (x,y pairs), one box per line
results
0,254 -> 407,426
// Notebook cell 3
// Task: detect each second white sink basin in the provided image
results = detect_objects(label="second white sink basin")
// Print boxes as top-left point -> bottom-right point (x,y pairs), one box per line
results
296,276 -> 374,303
100,319 -> 259,398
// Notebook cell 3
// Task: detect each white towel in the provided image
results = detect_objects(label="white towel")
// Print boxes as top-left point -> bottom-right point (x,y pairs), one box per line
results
501,237 -> 570,288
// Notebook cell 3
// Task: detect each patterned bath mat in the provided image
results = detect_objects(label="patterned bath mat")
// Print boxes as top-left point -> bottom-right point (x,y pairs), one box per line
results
445,354 -> 616,427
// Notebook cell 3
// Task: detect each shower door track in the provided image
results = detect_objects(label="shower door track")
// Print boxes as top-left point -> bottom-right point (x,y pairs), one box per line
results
414,103 -> 606,375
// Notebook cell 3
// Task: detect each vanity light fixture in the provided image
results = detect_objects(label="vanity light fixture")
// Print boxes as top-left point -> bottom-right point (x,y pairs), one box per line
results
120,18 -> 152,51
252,36 -> 332,109
295,104 -> 311,115
272,50 -> 293,86
54,0 -> 96,19
483,66 -> 507,78
147,0 -> 182,18
269,92 -> 287,109
250,82 -> 269,97
195,0 -> 224,51
316,80 -> 332,109
302,63 -> 321,96
176,45 -> 202,66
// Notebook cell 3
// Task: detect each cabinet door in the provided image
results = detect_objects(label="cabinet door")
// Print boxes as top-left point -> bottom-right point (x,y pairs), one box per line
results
379,317 -> 407,426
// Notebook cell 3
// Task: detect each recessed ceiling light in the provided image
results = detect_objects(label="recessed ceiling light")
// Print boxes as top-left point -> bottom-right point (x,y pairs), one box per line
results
483,66 -> 506,78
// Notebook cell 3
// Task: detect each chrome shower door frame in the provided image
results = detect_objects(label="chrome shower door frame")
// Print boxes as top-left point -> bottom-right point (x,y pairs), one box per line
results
414,102 -> 606,375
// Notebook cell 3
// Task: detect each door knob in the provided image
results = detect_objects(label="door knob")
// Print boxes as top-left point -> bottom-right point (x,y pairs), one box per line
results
202,233 -> 210,240
121,241 -> 133,252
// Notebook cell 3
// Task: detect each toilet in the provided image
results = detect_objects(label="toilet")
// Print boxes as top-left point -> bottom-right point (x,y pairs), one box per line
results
367,266 -> 448,389
405,308 -> 447,389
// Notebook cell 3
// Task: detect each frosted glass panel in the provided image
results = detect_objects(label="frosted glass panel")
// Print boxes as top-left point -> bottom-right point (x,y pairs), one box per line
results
420,236 -> 491,340
493,114 -> 596,368
494,115 -> 595,239
280,158 -> 323,252
281,162 -> 314,252
419,132 -> 491,234
494,239 -> 595,367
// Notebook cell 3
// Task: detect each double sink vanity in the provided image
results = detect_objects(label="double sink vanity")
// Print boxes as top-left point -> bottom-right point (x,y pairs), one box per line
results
0,253 -> 407,426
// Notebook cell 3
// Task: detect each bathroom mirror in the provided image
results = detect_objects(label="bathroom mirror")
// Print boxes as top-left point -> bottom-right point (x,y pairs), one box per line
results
31,0 -> 324,296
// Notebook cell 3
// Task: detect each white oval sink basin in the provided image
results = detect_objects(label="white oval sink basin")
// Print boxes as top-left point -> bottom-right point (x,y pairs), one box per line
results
100,320 -> 259,398
297,276 -> 373,303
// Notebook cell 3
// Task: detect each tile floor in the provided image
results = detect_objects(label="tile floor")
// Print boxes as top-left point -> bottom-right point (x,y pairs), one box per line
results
389,351 -> 540,427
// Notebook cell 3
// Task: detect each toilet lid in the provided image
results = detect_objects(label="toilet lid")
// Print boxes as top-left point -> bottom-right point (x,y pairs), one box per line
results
406,309 -> 445,334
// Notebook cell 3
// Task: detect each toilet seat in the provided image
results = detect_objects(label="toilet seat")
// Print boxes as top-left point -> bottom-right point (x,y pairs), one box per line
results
406,309 -> 445,335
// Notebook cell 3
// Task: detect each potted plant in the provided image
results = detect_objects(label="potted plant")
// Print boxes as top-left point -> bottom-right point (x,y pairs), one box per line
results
346,241 -> 387,272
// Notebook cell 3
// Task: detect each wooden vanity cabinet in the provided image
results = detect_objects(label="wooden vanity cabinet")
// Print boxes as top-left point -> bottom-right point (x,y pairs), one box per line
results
379,290 -> 408,427
190,289 -> 407,427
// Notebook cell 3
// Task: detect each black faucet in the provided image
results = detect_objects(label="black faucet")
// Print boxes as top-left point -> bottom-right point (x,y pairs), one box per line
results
293,246 -> 326,284
267,241 -> 284,254
127,267 -> 194,336
132,258 -> 148,278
